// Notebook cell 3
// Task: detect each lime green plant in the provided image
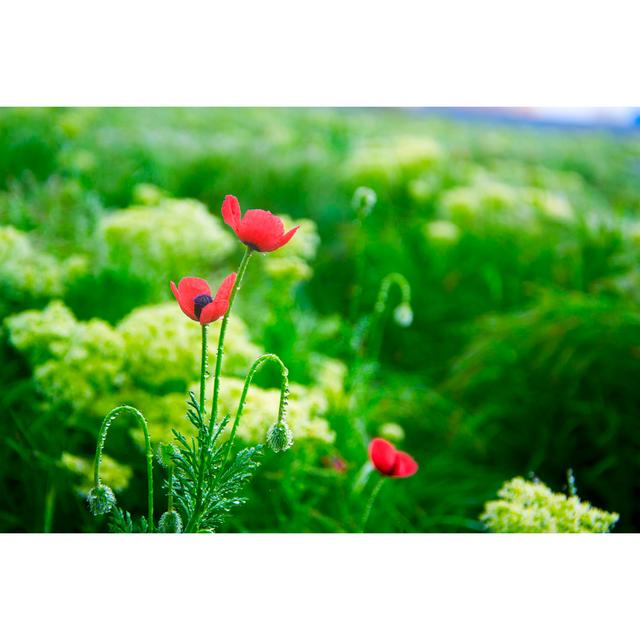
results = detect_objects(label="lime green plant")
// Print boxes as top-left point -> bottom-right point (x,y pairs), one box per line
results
0,226 -> 64,316
481,476 -> 619,533
97,191 -> 235,298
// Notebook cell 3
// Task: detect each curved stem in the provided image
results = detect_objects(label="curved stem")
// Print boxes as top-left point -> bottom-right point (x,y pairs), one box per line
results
220,353 -> 289,471
359,476 -> 384,533
94,405 -> 154,531
209,246 -> 253,431
367,272 -> 411,364
348,273 -> 412,448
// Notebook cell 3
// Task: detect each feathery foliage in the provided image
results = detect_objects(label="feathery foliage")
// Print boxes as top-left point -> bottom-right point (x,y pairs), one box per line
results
171,392 -> 263,533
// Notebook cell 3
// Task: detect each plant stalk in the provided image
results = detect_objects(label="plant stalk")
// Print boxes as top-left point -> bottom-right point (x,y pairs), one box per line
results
359,476 -> 384,533
189,247 -> 253,532
221,353 -> 289,471
199,324 -> 208,415
94,405 -> 154,531
209,246 -> 254,431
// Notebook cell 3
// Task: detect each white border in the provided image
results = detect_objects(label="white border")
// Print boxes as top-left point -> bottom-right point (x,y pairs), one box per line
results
1,534 -> 637,638
0,1 -> 638,105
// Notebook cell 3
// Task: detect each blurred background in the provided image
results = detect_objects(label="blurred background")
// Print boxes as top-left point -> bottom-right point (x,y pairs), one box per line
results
1,107 -> 639,533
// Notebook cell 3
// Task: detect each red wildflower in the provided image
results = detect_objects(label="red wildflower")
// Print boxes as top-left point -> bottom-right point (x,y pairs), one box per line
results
368,437 -> 418,478
170,273 -> 237,325
222,195 -> 300,252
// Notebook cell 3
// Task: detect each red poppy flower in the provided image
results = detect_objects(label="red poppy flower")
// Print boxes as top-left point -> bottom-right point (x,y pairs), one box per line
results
222,195 -> 300,252
170,273 -> 237,325
368,437 -> 418,478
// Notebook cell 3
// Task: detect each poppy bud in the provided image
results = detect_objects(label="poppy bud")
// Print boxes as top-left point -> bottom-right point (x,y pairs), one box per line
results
393,303 -> 413,327
266,421 -> 294,453
352,186 -> 377,216
87,484 -> 116,516
158,510 -> 183,533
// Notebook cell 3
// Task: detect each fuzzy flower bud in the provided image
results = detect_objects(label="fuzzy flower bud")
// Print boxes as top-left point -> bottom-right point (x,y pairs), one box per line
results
266,421 -> 294,453
352,186 -> 377,217
158,510 -> 183,533
87,484 -> 116,516
393,303 -> 413,327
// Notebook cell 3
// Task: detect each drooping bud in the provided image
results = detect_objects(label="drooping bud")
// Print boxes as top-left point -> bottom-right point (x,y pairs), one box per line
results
87,484 -> 116,516
158,510 -> 183,533
266,421 -> 294,453
352,186 -> 377,217
393,303 -> 413,327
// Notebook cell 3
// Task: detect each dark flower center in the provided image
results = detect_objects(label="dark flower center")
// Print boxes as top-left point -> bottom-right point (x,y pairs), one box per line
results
193,294 -> 213,319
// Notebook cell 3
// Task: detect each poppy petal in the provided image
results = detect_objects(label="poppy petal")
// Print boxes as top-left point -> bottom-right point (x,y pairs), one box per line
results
198,273 -> 237,324
171,277 -> 211,321
391,451 -> 419,478
213,272 -> 237,305
238,209 -> 285,252
199,299 -> 228,324
273,225 -> 300,250
222,195 -> 242,231
369,438 -> 397,475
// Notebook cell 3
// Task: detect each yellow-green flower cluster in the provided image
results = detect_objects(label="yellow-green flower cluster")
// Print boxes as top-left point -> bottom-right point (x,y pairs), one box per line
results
344,136 -> 443,192
97,195 -> 235,291
5,300 -> 338,450
313,356 -> 348,407
5,301 -> 126,411
215,377 -> 335,445
262,214 -> 319,284
120,377 -> 337,451
480,477 -> 619,533
100,390 -> 192,448
118,302 -> 260,390
439,180 -> 574,234
0,226 -> 64,315
60,451 -> 132,496
5,301 -> 260,412
422,220 -> 461,248
378,422 -> 405,443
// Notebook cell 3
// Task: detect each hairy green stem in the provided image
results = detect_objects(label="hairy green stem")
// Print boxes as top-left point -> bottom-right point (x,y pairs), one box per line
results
94,405 -> 154,531
167,464 -> 174,513
221,353 -> 289,470
189,247 -> 253,533
193,324 -> 210,528
209,246 -> 253,431
199,324 -> 208,415
192,325 -> 209,525
359,476 -> 384,533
